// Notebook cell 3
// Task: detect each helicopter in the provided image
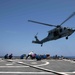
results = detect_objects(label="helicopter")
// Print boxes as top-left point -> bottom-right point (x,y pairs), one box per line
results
28,12 -> 75,46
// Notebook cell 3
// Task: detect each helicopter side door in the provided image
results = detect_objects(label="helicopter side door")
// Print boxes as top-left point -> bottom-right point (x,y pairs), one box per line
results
54,30 -> 59,37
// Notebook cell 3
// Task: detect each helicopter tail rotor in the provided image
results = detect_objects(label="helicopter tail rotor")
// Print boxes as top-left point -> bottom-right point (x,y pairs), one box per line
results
35,33 -> 38,36
33,33 -> 39,42
34,33 -> 38,39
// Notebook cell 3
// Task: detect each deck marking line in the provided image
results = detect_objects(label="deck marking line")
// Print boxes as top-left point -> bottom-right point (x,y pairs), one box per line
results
0,72 -> 53,74
17,61 -> 67,75
7,60 -> 69,75
7,59 -> 49,66
63,71 -> 75,74
0,66 -> 29,68
31,61 -> 49,66
6,64 -> 13,66
63,59 -> 75,63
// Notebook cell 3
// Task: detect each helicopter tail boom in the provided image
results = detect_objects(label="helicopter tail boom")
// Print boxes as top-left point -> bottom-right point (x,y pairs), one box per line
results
32,36 -> 43,45
32,40 -> 42,44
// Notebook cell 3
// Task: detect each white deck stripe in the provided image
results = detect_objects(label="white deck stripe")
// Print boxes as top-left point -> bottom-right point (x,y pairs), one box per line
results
0,72 -> 52,74
36,60 -> 49,66
62,71 -> 75,74
0,66 -> 29,68
63,59 -> 75,63
6,64 -> 13,66
17,61 -> 67,75
7,59 -> 75,75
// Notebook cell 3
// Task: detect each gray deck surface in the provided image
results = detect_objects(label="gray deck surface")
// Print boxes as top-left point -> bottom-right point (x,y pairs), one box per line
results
0,58 -> 75,75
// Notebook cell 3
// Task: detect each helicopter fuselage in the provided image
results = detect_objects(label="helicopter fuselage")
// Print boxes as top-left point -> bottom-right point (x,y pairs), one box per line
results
48,27 -> 74,40
39,27 -> 75,43
32,27 -> 75,46
28,12 -> 75,46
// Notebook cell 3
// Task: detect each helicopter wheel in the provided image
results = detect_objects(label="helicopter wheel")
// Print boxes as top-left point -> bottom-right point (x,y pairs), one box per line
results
66,37 -> 68,39
41,44 -> 42,47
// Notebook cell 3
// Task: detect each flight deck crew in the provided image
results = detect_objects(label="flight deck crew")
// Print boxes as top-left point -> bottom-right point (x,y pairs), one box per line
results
9,54 -> 13,59
26,51 -> 34,59
4,54 -> 8,59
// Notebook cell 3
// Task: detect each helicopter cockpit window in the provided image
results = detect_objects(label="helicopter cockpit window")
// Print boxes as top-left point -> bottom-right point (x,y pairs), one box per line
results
48,32 -> 51,36
64,27 -> 66,30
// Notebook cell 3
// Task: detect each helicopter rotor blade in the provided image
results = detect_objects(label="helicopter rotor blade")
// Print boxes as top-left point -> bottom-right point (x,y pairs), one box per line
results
35,32 -> 38,36
28,20 -> 57,27
60,12 -> 75,26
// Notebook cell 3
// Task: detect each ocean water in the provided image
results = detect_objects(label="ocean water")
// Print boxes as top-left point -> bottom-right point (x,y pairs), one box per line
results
65,56 -> 75,59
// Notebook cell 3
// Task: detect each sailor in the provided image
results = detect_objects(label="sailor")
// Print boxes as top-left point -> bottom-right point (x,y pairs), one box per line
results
4,54 -> 8,59
26,51 -> 34,59
9,54 -> 13,59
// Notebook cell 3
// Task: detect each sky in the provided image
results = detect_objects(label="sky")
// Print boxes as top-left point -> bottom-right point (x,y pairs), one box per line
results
0,0 -> 75,56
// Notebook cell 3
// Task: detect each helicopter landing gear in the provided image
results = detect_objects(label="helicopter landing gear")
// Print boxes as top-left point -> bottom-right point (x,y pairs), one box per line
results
66,36 -> 68,39
41,44 -> 43,47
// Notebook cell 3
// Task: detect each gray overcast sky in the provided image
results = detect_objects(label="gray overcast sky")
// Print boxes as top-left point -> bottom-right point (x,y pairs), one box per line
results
0,0 -> 75,56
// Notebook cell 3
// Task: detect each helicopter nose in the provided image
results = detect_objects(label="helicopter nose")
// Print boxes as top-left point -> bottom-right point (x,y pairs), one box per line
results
67,28 -> 75,32
68,29 -> 71,31
73,29 -> 75,31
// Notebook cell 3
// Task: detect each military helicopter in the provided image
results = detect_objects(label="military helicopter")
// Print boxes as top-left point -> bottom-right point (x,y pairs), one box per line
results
28,12 -> 75,46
